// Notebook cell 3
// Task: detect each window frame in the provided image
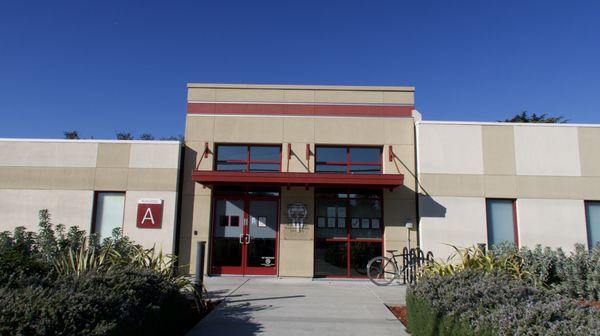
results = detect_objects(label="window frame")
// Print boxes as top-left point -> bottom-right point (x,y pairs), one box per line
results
315,145 -> 383,174
214,144 -> 282,172
485,198 -> 519,247
585,201 -> 600,249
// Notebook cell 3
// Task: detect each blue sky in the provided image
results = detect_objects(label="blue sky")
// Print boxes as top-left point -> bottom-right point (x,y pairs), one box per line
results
1,0 -> 599,139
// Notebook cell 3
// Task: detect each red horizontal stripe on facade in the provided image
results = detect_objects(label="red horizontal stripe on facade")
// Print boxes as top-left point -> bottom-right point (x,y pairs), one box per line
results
187,103 -> 413,117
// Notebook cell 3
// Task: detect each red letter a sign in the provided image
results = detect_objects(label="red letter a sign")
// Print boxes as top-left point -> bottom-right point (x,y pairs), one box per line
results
137,199 -> 163,229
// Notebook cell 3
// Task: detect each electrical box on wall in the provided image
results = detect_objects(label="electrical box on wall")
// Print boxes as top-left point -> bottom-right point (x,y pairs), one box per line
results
137,199 -> 163,229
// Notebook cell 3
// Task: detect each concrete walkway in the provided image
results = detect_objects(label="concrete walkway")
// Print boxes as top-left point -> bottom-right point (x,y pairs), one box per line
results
187,277 -> 410,336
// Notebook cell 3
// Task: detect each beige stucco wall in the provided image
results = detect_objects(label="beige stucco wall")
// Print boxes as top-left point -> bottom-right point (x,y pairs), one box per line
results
0,139 -> 181,254
416,122 -> 600,259
182,84 -> 417,277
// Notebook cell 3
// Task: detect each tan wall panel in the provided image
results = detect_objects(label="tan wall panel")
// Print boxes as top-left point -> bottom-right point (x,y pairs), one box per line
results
213,116 -> 284,143
0,189 -> 93,232
0,167 -> 95,190
94,168 -> 128,191
578,127 -> 600,177
0,142 -> 98,168
384,118 -> 414,145
187,88 -> 216,101
283,143 -> 312,173
482,125 -> 516,175
315,90 -> 384,104
283,90 -> 315,103
279,187 -> 314,277
419,174 -> 484,197
517,199 -> 587,251
185,116 -> 215,142
483,175 -> 518,198
122,191 -> 178,253
181,194 -> 212,275
315,118 -> 385,145
516,175 -> 584,199
215,88 -> 285,102
129,143 -> 180,169
181,143 -> 213,196
278,240 -> 314,277
386,145 -> 416,191
127,168 -> 178,191
96,143 -> 130,168
282,117 -> 316,143
383,91 -> 414,105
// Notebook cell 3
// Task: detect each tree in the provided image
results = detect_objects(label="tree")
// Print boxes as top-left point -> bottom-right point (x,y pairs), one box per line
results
160,135 -> 184,141
139,133 -> 155,140
502,111 -> 567,123
63,131 -> 80,139
115,131 -> 134,140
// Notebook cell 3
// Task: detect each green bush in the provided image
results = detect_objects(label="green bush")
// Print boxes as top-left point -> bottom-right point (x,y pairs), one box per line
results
407,270 -> 600,336
0,210 -> 202,335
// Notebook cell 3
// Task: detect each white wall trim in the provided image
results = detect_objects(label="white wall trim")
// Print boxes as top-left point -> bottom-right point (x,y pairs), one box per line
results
416,120 -> 600,128
0,138 -> 181,145
187,100 -> 413,106
186,113 -> 412,119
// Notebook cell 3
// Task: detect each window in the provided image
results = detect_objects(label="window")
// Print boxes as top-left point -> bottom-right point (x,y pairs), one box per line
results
315,146 -> 382,174
586,201 -> 600,248
93,192 -> 125,240
215,145 -> 281,172
486,199 -> 518,246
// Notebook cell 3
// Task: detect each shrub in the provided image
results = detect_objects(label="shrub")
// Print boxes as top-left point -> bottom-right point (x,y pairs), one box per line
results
407,270 -> 600,336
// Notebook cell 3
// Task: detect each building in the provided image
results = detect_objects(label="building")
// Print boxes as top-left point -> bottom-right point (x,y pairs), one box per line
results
0,83 -> 598,278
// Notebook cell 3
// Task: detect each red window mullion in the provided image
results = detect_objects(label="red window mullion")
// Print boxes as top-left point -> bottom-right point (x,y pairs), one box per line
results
246,145 -> 251,172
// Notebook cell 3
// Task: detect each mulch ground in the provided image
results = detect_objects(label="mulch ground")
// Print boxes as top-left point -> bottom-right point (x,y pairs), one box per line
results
576,300 -> 600,310
387,304 -> 408,327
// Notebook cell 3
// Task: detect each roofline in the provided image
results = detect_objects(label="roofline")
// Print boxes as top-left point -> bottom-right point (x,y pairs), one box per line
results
0,138 -> 182,145
187,83 -> 415,92
416,120 -> 600,128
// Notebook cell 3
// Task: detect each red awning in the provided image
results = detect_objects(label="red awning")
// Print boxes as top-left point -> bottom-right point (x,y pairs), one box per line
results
191,171 -> 404,188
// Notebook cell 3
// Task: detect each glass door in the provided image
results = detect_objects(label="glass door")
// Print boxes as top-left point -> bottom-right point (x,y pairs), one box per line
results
210,197 -> 279,276
211,199 -> 245,274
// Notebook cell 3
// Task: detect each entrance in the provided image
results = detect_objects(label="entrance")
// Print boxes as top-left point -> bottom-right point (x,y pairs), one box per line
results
210,195 -> 279,275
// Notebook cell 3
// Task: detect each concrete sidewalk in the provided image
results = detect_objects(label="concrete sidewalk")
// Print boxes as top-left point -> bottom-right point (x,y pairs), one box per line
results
187,277 -> 409,336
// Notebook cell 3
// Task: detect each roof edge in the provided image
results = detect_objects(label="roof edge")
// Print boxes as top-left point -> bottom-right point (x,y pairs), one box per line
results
187,83 -> 415,92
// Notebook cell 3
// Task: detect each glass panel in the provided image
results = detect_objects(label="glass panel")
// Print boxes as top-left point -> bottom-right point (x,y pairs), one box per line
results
349,242 -> 382,277
314,241 -> 347,277
316,147 -> 346,163
212,199 -> 244,268
216,163 -> 247,172
216,145 -> 247,161
350,198 -> 382,239
315,164 -> 347,173
349,165 -> 381,174
95,192 -> 125,240
486,200 -> 516,246
250,146 -> 280,161
586,202 -> 600,248
247,200 -> 278,268
250,163 -> 280,172
315,198 -> 347,239
350,147 -> 381,163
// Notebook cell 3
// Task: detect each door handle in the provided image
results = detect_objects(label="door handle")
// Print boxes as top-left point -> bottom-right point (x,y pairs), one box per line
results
246,235 -> 253,244
239,234 -> 244,244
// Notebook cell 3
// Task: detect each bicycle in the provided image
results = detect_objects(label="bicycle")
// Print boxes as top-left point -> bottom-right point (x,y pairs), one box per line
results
366,249 -> 408,286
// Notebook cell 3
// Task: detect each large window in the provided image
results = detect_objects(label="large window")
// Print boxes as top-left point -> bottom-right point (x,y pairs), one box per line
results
586,201 -> 600,248
93,192 -> 125,240
486,199 -> 518,246
315,146 -> 382,174
215,145 -> 281,172
314,189 -> 383,277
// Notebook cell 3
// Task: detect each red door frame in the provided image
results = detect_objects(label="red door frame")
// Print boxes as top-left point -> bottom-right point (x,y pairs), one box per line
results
210,194 -> 280,276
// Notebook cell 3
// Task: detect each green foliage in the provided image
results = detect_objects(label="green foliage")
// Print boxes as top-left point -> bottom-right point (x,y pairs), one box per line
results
502,111 -> 567,123
408,270 -> 600,336
0,209 -> 203,335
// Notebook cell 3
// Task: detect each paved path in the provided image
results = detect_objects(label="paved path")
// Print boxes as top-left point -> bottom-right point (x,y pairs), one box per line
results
187,277 -> 410,336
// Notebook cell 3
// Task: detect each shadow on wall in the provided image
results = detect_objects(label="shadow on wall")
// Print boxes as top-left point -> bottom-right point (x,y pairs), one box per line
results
177,145 -> 198,275
419,194 -> 447,219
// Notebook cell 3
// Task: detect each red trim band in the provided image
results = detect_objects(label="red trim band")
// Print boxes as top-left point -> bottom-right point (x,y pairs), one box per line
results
192,171 -> 404,188
187,103 -> 414,117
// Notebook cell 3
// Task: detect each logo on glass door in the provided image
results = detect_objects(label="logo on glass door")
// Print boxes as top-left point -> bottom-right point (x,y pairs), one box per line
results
287,202 -> 308,232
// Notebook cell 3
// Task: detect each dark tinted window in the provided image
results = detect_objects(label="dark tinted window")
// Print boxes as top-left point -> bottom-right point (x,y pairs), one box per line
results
315,146 -> 381,174
216,145 -> 281,172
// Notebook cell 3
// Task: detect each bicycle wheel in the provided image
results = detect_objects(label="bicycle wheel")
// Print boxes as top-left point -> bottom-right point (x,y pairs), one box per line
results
367,256 -> 398,286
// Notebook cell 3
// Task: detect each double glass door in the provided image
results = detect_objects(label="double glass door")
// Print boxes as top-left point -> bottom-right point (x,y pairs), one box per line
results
211,196 -> 279,275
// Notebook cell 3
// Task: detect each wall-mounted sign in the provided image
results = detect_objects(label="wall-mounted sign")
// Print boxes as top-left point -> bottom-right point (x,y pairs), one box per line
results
287,202 -> 308,232
137,199 -> 163,229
